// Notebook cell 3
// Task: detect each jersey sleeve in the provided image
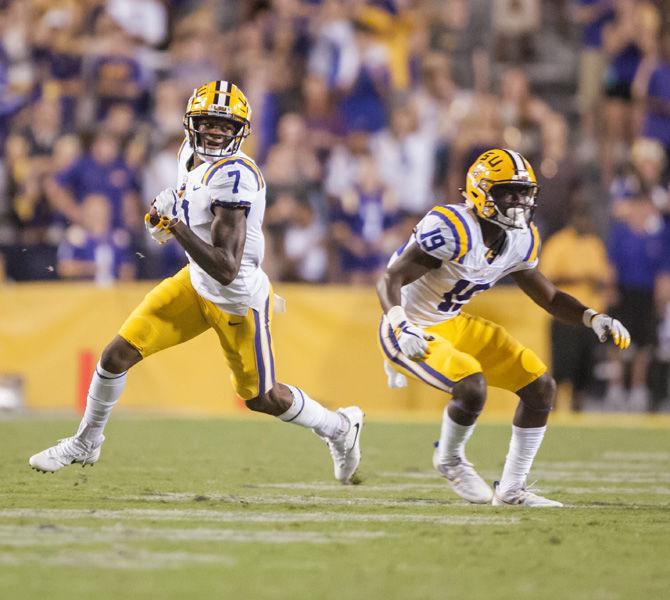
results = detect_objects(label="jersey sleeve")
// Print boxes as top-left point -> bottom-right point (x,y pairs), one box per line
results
413,206 -> 474,263
512,222 -> 542,272
201,158 -> 264,214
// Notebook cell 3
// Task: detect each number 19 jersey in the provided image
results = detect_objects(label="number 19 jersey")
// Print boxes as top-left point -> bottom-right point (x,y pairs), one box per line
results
389,203 -> 541,327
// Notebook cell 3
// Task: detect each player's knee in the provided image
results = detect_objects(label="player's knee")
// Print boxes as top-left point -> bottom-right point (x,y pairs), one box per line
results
245,395 -> 265,413
100,336 -> 142,374
452,372 -> 487,416
246,387 -> 292,416
519,373 -> 556,412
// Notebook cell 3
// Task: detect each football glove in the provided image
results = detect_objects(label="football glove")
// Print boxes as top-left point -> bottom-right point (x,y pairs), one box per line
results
144,213 -> 174,245
387,305 -> 434,361
583,309 -> 631,350
152,188 -> 178,218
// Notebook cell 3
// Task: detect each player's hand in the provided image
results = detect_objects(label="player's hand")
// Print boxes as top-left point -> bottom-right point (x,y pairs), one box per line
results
396,322 -> 434,361
152,188 -> 178,218
590,312 -> 631,349
144,213 -> 174,245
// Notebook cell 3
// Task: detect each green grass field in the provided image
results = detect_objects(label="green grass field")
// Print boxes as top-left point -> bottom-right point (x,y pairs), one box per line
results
1,416 -> 669,600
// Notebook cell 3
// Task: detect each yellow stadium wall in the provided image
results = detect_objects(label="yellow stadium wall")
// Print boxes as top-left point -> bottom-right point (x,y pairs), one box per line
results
0,282 -> 549,420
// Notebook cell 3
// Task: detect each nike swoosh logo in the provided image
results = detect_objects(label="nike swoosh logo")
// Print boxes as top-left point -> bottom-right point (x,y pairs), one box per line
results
228,321 -> 243,326
348,422 -> 360,452
193,186 -> 201,191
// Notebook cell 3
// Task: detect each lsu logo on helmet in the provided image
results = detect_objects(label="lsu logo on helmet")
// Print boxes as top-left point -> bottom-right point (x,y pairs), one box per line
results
183,80 -> 251,160
464,148 -> 538,230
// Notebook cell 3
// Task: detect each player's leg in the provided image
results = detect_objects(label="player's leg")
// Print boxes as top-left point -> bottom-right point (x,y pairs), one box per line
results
379,316 -> 493,503
492,373 -> 561,506
455,313 -> 562,507
72,335 -> 142,446
209,293 -> 363,483
29,267 -> 210,472
248,382 -> 363,484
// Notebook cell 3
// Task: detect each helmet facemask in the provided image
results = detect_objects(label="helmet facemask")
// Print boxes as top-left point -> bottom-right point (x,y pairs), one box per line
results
479,181 -> 537,230
184,114 -> 249,162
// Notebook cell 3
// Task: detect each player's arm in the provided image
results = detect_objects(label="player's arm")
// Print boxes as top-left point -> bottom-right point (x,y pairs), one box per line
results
377,242 -> 440,311
512,268 -> 630,349
170,205 -> 246,286
376,241 -> 441,360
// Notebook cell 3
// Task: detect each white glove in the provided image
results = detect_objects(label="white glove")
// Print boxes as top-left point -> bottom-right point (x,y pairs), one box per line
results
144,213 -> 173,245
583,309 -> 631,350
152,188 -> 178,218
387,305 -> 434,361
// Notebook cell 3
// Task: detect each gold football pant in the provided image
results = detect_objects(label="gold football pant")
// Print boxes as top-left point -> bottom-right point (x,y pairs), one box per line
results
379,312 -> 546,394
119,266 -> 275,400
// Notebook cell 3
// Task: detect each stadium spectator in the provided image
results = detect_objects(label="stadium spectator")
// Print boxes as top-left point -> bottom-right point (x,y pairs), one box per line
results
411,52 -> 472,194
324,129 -> 371,199
491,0 -> 541,63
541,202 -> 614,411
370,99 -> 435,217
330,153 -> 403,284
634,29 -> 670,172
335,14 -> 392,134
301,74 -> 345,166
46,129 -> 141,231
610,137 -> 668,216
600,0 -> 659,183
266,194 -> 328,283
606,191 -> 666,411
105,0 -> 169,48
263,113 -> 321,194
571,0 -> 615,147
535,114 -> 579,238
497,67 -> 555,164
57,192 -> 134,285
446,93 -> 503,200
424,0 -> 490,91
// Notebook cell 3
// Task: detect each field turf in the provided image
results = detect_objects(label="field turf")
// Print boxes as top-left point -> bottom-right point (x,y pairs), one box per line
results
1,416 -> 669,599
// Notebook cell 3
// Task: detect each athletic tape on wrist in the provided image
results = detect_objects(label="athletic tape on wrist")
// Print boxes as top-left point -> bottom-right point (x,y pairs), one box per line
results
582,308 -> 598,328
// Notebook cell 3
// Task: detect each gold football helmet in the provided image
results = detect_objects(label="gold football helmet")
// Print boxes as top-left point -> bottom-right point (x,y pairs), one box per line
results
464,148 -> 538,230
183,80 -> 251,160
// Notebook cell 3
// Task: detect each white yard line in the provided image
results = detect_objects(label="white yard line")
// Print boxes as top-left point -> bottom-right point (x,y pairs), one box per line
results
534,461 -> 666,471
601,451 -> 670,461
120,492 -> 459,508
378,470 -> 670,484
542,487 -> 670,496
0,524 -> 387,546
250,482 -> 450,492
0,550 -> 233,570
0,508 -> 520,526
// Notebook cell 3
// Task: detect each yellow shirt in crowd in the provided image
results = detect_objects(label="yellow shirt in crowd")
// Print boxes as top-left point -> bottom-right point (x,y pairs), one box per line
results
540,226 -> 612,313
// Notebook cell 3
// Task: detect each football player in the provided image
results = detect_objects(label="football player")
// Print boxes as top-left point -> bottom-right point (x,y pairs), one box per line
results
377,148 -> 630,507
30,81 -> 364,482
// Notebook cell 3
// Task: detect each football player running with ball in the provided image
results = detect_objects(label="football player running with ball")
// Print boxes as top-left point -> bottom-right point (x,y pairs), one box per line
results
30,81 -> 364,482
377,148 -> 630,507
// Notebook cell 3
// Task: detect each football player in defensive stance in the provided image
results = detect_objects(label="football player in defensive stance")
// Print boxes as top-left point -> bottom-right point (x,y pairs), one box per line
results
30,81 -> 364,482
377,148 -> 630,507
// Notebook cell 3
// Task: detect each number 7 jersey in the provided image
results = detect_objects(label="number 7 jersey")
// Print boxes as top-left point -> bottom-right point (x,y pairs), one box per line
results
174,138 -> 269,316
390,203 -> 541,326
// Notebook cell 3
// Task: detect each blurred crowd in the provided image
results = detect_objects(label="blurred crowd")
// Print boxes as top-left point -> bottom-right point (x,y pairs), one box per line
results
0,0 -> 669,411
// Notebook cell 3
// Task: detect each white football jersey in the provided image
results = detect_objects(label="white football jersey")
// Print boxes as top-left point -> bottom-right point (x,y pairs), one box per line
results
390,203 -> 541,326
174,139 -> 269,316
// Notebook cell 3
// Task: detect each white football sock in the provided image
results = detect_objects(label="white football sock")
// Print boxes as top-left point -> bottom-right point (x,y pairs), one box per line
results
436,406 -> 476,465
498,425 -> 546,495
279,385 -> 348,439
76,362 -> 127,444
